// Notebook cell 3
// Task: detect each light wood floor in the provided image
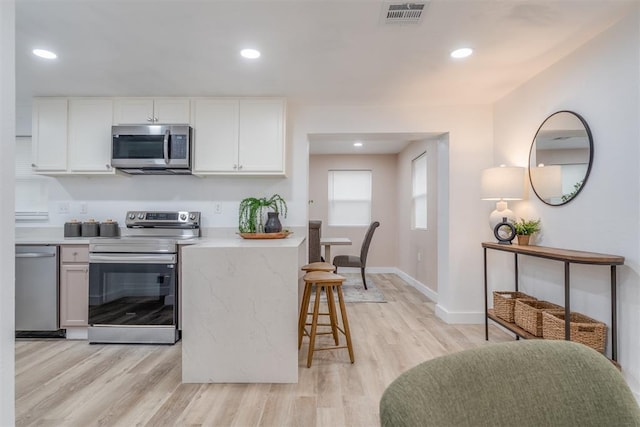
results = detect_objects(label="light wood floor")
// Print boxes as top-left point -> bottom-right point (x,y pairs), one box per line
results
15,273 -> 512,427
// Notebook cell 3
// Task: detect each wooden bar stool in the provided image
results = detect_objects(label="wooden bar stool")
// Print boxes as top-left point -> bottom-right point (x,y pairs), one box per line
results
299,271 -> 354,368
301,261 -> 336,272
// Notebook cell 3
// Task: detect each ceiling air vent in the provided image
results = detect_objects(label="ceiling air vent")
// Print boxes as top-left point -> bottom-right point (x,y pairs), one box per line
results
383,2 -> 428,24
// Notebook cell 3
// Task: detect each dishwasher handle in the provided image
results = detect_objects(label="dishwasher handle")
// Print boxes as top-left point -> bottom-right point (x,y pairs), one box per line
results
16,253 -> 57,258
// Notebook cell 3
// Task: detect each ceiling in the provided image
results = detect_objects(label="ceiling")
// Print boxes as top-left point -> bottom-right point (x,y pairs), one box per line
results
15,0 -> 635,152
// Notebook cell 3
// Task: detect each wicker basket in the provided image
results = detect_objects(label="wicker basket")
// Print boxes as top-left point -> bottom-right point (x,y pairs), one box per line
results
514,299 -> 563,336
542,310 -> 607,353
492,291 -> 537,323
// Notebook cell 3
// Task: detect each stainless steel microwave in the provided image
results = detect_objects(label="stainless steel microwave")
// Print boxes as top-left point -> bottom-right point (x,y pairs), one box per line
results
111,124 -> 192,174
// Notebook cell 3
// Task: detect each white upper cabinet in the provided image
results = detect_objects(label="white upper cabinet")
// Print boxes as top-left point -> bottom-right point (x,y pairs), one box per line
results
192,99 -> 239,173
113,98 -> 190,124
68,98 -> 115,174
238,99 -> 286,173
32,97 -> 115,175
192,98 -> 286,175
32,98 -> 68,172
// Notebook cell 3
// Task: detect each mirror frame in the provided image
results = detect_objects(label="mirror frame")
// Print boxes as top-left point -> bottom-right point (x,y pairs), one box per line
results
528,110 -> 594,206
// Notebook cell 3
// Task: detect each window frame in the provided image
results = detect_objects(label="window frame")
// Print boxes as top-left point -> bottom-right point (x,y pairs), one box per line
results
412,152 -> 427,230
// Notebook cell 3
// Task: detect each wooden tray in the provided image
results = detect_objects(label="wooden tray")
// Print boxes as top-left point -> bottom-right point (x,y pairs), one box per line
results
238,231 -> 292,239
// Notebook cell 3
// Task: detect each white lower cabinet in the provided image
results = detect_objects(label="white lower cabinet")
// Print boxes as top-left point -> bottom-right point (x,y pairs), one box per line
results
59,245 -> 89,328
192,98 -> 286,175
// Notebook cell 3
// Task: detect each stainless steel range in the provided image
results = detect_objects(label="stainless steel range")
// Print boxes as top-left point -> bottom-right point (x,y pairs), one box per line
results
88,210 -> 200,344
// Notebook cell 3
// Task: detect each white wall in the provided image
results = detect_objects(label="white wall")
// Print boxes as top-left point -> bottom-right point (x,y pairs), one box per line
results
493,8 -> 640,394
396,139 -> 439,292
293,104 -> 494,322
308,154 -> 397,268
0,1 -> 15,425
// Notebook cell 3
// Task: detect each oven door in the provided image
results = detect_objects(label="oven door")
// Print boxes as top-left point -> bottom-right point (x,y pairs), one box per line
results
88,253 -> 178,343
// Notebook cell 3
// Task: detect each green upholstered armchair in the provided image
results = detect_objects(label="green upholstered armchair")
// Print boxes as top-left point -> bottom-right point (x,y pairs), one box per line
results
380,340 -> 640,427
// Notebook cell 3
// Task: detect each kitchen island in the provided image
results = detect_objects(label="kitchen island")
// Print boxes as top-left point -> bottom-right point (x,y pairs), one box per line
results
181,235 -> 305,383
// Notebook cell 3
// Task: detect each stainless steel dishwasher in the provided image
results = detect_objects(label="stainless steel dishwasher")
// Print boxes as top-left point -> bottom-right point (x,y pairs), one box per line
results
15,245 -> 63,337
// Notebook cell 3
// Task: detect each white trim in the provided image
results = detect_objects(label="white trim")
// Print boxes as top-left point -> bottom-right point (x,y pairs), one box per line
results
64,327 -> 88,340
434,304 -> 485,324
393,268 -> 438,303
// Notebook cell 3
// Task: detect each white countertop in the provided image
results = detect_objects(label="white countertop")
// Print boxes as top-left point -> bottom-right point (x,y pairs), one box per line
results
15,227 -> 305,247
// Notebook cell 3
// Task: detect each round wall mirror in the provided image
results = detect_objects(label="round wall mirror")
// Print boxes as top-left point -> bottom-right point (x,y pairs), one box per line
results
528,111 -> 593,206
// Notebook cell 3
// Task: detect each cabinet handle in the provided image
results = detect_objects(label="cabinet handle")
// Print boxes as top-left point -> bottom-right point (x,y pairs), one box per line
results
233,164 -> 238,170
106,164 -> 111,169
147,117 -> 153,122
154,117 -> 159,122
238,164 -> 243,170
31,163 -> 36,168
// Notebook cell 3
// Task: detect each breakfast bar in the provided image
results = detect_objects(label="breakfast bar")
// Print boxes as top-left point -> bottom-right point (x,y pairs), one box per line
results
181,236 -> 305,383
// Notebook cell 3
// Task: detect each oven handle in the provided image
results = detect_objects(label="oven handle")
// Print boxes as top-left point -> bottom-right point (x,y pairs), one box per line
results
89,253 -> 177,264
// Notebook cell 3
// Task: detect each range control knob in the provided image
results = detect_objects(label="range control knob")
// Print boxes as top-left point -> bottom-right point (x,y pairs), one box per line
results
128,213 -> 135,220
180,213 -> 187,221
138,213 -> 144,219
189,213 -> 196,220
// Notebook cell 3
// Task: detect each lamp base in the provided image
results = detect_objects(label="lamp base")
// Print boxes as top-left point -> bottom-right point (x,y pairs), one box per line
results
489,208 -> 515,230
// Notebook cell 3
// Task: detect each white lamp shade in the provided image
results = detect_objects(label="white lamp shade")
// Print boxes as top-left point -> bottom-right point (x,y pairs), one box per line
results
481,166 -> 525,200
530,165 -> 562,199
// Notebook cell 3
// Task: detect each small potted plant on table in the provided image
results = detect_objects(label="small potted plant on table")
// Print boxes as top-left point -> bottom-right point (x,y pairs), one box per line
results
238,194 -> 288,236
513,218 -> 541,245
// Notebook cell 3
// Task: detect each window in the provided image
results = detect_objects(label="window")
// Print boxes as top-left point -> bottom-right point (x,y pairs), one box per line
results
412,152 -> 427,229
328,170 -> 371,226
15,137 -> 49,221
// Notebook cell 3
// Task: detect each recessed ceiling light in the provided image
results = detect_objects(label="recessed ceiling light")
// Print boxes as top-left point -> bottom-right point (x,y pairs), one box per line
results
33,49 -> 57,59
450,47 -> 473,59
240,48 -> 261,59
353,142 -> 363,147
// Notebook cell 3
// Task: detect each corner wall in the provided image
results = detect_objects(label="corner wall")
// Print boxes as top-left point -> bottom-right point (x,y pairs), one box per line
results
492,8 -> 640,394
0,1 -> 15,424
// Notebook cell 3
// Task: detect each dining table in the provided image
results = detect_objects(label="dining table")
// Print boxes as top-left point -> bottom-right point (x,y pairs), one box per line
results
319,236 -> 352,263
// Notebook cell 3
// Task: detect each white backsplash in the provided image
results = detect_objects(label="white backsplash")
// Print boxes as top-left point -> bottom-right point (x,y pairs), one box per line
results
16,174 -> 304,229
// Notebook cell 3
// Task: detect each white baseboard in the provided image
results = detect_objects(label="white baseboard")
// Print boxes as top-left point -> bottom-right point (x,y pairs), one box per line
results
391,269 -> 438,303
342,267 -> 439,303
356,267 -> 486,324
434,304 -> 485,324
65,327 -> 88,340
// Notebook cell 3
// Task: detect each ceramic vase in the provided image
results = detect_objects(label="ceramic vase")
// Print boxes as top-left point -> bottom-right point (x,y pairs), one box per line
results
264,212 -> 282,233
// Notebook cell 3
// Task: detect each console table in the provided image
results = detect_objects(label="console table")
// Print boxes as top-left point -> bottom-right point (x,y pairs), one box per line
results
482,242 -> 624,361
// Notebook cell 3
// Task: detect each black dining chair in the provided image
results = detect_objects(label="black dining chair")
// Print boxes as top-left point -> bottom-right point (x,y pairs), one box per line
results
308,220 -> 323,263
332,221 -> 380,290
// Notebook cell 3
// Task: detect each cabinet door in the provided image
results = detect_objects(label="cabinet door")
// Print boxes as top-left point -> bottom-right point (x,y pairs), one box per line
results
60,264 -> 89,327
113,98 -> 154,124
191,98 -> 239,173
153,98 -> 190,124
238,99 -> 285,173
68,98 -> 115,174
32,98 -> 68,172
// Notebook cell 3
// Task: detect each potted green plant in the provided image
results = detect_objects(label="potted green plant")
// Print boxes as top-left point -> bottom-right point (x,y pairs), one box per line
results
238,194 -> 287,234
513,218 -> 541,245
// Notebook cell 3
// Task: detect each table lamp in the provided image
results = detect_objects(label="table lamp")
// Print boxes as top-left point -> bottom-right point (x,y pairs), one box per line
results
481,165 -> 525,229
